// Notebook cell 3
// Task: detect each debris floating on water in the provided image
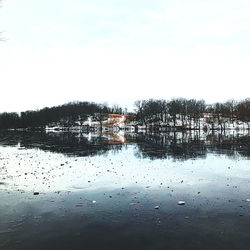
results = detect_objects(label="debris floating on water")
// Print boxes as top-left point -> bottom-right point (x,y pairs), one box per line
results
92,200 -> 96,204
154,206 -> 160,209
178,201 -> 185,205
246,199 -> 250,202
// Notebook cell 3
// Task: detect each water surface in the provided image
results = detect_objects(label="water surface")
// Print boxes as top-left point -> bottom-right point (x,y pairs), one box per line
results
0,131 -> 250,250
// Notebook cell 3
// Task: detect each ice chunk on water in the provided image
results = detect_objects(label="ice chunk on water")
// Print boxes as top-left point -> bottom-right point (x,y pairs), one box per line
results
178,201 -> 185,205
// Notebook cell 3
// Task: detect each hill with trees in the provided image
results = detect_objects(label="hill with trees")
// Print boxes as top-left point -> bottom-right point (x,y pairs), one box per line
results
0,98 -> 249,131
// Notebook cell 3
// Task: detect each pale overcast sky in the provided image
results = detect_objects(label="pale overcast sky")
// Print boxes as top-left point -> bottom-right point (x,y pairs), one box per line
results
0,0 -> 250,112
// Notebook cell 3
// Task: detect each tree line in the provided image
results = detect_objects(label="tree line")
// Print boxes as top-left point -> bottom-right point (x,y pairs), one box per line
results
0,98 -> 249,130
0,101 -> 111,129
134,98 -> 250,127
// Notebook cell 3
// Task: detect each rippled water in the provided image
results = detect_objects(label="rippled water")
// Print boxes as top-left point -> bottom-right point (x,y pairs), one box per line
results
0,131 -> 250,250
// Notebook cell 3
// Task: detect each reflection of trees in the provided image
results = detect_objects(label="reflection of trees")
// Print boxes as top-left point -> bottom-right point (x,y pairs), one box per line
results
206,133 -> 250,159
0,131 -> 123,157
0,131 -> 249,160
135,132 -> 207,160
134,132 -> 250,160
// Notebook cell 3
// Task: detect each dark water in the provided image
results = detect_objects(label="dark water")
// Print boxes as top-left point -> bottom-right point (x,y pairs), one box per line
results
0,130 -> 250,250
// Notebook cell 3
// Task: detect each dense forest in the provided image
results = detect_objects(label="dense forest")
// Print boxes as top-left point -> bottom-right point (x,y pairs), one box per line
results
134,98 -> 250,126
0,101 -> 125,129
0,98 -> 249,130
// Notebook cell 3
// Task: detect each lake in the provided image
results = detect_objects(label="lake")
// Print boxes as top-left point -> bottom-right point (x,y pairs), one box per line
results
0,130 -> 250,250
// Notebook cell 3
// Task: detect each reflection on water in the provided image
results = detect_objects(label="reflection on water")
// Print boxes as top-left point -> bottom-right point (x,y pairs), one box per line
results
0,130 -> 249,160
0,130 -> 250,250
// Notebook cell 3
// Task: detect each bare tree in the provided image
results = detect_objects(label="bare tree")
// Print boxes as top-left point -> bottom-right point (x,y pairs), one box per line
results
134,100 -> 147,124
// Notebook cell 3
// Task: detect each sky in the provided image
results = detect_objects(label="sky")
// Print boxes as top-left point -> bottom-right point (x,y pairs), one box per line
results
0,0 -> 250,112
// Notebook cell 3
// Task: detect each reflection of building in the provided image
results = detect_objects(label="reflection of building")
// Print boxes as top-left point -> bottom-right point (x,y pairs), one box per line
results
103,131 -> 126,144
